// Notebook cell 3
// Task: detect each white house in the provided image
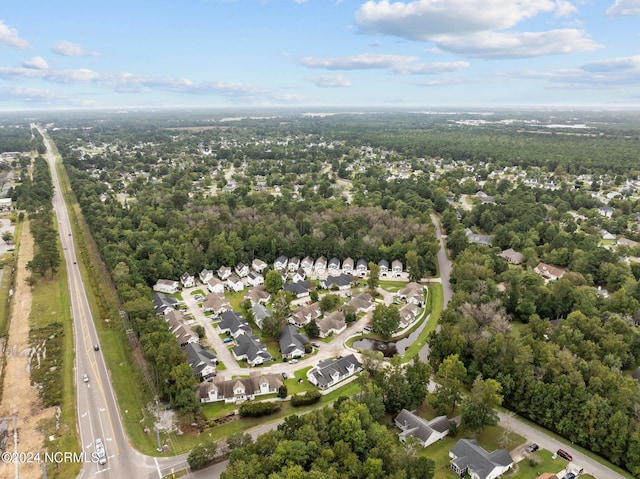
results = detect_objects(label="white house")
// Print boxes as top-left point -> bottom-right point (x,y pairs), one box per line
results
217,266 -> 232,280
342,257 -> 354,275
391,260 -> 403,277
308,354 -> 362,389
328,257 -> 340,275
301,256 -> 314,275
395,410 -> 450,448
182,343 -> 217,380
227,273 -> 245,292
292,267 -> 306,284
356,258 -> 368,276
247,271 -> 264,287
251,258 -> 267,273
199,269 -> 214,284
378,259 -> 389,277
207,277 -> 225,294
181,273 -> 195,288
153,279 -> 179,294
235,263 -> 250,278
314,256 -> 327,275
288,256 -> 301,272
196,373 -> 282,403
449,439 -> 513,479
274,255 -> 288,270
317,311 -> 346,338
202,293 -> 231,315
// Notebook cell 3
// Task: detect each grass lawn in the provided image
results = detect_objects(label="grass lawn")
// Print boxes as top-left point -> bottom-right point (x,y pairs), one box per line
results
401,283 -> 443,361
225,290 -> 246,310
504,450 -> 568,479
379,280 -> 408,293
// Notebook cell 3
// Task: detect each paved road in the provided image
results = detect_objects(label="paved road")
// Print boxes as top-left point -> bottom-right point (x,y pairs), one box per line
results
38,125 -> 187,479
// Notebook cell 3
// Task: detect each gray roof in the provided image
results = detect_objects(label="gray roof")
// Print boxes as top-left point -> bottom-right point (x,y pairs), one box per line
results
152,293 -> 178,314
219,311 -> 251,335
182,343 -> 217,376
450,439 -> 513,479
233,334 -> 272,363
279,324 -> 309,356
395,409 -> 450,444
322,274 -> 352,289
196,373 -> 282,401
310,354 -> 361,388
251,303 -> 273,328
283,281 -> 312,295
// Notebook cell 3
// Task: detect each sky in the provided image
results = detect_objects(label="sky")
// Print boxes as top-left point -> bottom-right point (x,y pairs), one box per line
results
1,0 -> 639,110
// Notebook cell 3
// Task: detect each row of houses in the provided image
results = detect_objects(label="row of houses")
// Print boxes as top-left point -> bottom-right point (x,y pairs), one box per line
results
274,255 -> 403,278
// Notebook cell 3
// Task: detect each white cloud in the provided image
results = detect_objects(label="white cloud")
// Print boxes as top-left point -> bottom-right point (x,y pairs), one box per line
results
52,40 -> 100,57
355,0 -> 566,39
436,29 -> 601,59
581,55 -> 640,73
306,74 -> 352,87
22,56 -> 49,70
354,0 -> 594,59
606,0 -> 640,16
0,87 -> 66,102
0,20 -> 30,49
300,53 -> 420,70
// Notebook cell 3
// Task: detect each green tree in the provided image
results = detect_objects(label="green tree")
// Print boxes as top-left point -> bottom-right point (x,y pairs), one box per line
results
320,293 -> 340,313
304,320 -> 320,339
367,261 -> 380,295
265,269 -> 284,294
372,304 -> 400,339
278,384 -> 288,399
187,439 -> 218,470
460,376 -> 503,435
405,249 -> 425,282
431,354 -> 467,415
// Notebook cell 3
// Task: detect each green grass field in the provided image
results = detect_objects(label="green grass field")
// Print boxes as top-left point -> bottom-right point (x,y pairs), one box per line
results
401,283 -> 443,361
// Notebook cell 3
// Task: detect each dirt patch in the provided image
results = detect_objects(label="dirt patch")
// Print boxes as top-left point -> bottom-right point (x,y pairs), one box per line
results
0,221 -> 56,479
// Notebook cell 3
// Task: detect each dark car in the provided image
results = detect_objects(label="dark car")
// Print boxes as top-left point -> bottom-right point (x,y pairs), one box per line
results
557,449 -> 573,461
94,344 -> 100,351
562,473 -> 576,479
526,443 -> 539,453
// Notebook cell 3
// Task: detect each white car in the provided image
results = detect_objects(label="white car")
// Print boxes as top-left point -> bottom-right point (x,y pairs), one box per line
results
83,374 -> 89,383
95,438 -> 107,465
289,359 -> 298,364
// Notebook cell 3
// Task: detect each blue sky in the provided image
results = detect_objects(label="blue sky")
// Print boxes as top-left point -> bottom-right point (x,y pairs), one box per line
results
1,0 -> 639,110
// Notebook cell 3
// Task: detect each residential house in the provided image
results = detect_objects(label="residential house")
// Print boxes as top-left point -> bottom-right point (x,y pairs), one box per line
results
308,354 -> 362,389
152,293 -> 178,315
321,273 -> 352,291
165,310 -> 198,347
181,272 -> 195,288
247,271 -> 264,287
202,293 -> 231,315
498,248 -> 525,264
196,373 -> 282,403
227,273 -> 245,292
292,267 -> 306,283
618,237 -> 639,248
449,439 -> 513,479
317,311 -> 346,338
394,409 -> 450,448
252,303 -> 273,330
235,262 -> 250,278
217,266 -> 232,281
342,257 -> 354,275
153,279 -> 179,294
301,256 -> 314,275
288,256 -> 301,272
283,281 -> 312,298
378,259 -> 389,277
328,257 -> 341,275
182,342 -> 217,380
289,302 -> 322,328
251,258 -> 267,273
465,228 -> 492,246
279,325 -> 310,359
314,256 -> 327,275
343,293 -> 374,314
391,260 -> 403,277
244,285 -> 271,305
232,334 -> 272,366
534,262 -> 567,282
356,258 -> 368,276
399,302 -> 419,328
600,229 -> 616,241
218,311 -> 251,338
207,277 -> 225,294
199,269 -> 214,284
598,206 -> 614,218
274,255 -> 288,270
398,282 -> 425,306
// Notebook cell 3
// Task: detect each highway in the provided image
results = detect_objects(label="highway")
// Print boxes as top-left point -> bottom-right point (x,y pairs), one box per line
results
36,125 -> 187,479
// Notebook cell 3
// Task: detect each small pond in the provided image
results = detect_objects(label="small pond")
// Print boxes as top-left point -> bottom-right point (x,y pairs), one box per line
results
352,318 -> 427,357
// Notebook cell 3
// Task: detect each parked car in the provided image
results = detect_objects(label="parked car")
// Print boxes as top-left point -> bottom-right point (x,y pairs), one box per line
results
83,374 -> 89,383
311,342 -> 320,348
94,344 -> 100,351
557,449 -> 573,461
526,443 -> 539,453
289,359 -> 298,364
562,473 -> 576,479
223,337 -> 233,344
281,372 -> 288,379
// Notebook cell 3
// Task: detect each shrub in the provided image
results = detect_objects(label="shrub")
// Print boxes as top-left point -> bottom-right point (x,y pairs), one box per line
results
291,390 -> 321,407
239,400 -> 280,417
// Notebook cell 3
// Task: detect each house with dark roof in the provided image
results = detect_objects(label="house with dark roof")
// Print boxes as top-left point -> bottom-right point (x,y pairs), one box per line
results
598,205 -> 614,218
235,262 -> 250,278
356,258 -> 368,276
196,373 -> 282,403
247,271 -> 264,287
217,265 -> 232,280
378,259 -> 389,276
292,267 -> 306,284
395,409 -> 450,448
182,343 -> 217,380
283,281 -> 312,298
301,256 -> 314,274
288,256 -> 301,271
328,257 -> 341,275
233,334 -> 272,366
449,439 -> 513,479
321,273 -> 352,290
152,293 -> 178,315
274,255 -> 288,270
165,310 -> 198,347
199,269 -> 214,284
279,325 -> 309,359
181,272 -> 195,288
465,228 -> 493,247
218,311 -> 251,338
227,273 -> 245,292
308,354 -> 362,389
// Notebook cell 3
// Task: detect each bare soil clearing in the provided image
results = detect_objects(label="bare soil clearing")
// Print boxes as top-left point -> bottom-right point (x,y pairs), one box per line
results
0,222 -> 55,479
